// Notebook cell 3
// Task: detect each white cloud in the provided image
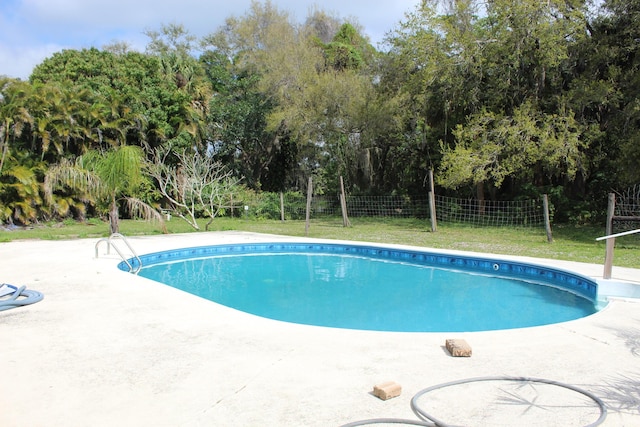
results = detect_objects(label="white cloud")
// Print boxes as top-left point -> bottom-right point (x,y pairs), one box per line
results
0,43 -> 65,80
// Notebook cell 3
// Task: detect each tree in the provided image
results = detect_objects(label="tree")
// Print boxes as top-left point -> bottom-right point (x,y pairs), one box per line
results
44,145 -> 165,234
202,1 -> 320,190
202,1 -> 395,194
304,8 -> 343,44
0,78 -> 33,174
575,0 -> 640,186
145,23 -> 213,153
145,23 -> 197,58
29,83 -> 96,160
147,146 -> 239,230
30,48 -> 197,154
202,50 -> 286,190
438,102 -> 587,191
385,0 -> 593,199
0,158 -> 46,225
321,23 -> 374,71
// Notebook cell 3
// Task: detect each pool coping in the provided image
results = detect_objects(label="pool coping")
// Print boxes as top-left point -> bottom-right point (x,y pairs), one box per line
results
1,231 -> 639,426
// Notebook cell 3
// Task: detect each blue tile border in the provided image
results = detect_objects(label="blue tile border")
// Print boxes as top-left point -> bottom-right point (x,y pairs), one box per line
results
120,242 -> 598,302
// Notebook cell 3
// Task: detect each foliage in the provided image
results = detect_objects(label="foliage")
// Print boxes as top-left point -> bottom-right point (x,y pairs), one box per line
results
321,23 -> 372,71
246,191 -> 308,220
0,78 -> 33,174
1,1 -> 640,226
577,0 -> 640,186
439,102 -> 587,189
201,51 -> 289,190
44,146 -> 165,234
30,47 -> 203,154
0,159 -> 45,224
147,146 -> 240,230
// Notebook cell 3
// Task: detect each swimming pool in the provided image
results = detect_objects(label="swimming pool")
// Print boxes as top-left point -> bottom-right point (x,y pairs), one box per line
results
125,242 -> 600,332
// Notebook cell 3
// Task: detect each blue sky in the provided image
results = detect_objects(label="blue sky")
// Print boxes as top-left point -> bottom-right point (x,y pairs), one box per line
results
0,0 -> 421,80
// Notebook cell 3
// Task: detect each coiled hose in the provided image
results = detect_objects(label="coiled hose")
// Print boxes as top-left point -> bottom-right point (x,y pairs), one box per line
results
0,284 -> 44,311
341,376 -> 607,427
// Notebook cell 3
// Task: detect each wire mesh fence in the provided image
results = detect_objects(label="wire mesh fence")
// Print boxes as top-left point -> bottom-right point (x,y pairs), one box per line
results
345,195 -> 430,218
613,185 -> 640,234
244,194 -> 430,219
434,195 -> 546,227
236,192 -> 547,228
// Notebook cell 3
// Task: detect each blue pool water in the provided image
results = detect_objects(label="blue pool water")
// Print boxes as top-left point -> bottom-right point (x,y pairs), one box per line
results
130,243 -> 599,332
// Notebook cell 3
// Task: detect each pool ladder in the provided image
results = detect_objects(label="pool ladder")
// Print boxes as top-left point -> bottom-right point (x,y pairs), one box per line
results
95,233 -> 142,274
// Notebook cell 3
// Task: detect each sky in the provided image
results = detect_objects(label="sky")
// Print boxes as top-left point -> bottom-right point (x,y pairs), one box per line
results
0,0 -> 421,80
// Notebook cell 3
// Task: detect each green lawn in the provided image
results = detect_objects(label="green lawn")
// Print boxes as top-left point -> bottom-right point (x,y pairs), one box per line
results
1,217 -> 638,268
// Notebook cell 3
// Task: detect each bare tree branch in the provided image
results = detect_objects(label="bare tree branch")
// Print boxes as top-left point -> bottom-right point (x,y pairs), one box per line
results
147,146 -> 240,230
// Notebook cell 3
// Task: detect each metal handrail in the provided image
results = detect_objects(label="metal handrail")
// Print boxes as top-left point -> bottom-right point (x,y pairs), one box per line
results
95,233 -> 142,274
596,228 -> 640,279
596,228 -> 640,241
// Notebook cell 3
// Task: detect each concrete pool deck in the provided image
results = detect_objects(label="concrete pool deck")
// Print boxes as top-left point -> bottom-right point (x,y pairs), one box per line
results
1,231 -> 639,426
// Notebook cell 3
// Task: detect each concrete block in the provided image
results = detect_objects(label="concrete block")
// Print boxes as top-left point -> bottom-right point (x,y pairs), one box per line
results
372,381 -> 402,400
445,339 -> 472,357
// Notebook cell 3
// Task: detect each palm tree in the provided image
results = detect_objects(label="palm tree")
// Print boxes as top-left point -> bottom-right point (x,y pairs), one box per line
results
0,78 -> 33,175
0,157 -> 47,225
87,88 -> 149,151
32,83 -> 92,159
44,145 -> 165,234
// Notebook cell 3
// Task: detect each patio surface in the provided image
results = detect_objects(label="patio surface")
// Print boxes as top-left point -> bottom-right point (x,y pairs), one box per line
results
1,231 -> 639,426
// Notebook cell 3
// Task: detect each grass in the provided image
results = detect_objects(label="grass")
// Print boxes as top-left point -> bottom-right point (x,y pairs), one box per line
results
0,216 -> 638,268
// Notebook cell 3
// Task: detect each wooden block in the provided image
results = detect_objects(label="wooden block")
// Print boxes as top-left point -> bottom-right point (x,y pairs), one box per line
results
372,381 -> 402,400
445,339 -> 472,357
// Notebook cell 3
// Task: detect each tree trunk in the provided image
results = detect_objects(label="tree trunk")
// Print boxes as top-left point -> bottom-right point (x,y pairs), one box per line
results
0,129 -> 9,175
109,197 -> 119,234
